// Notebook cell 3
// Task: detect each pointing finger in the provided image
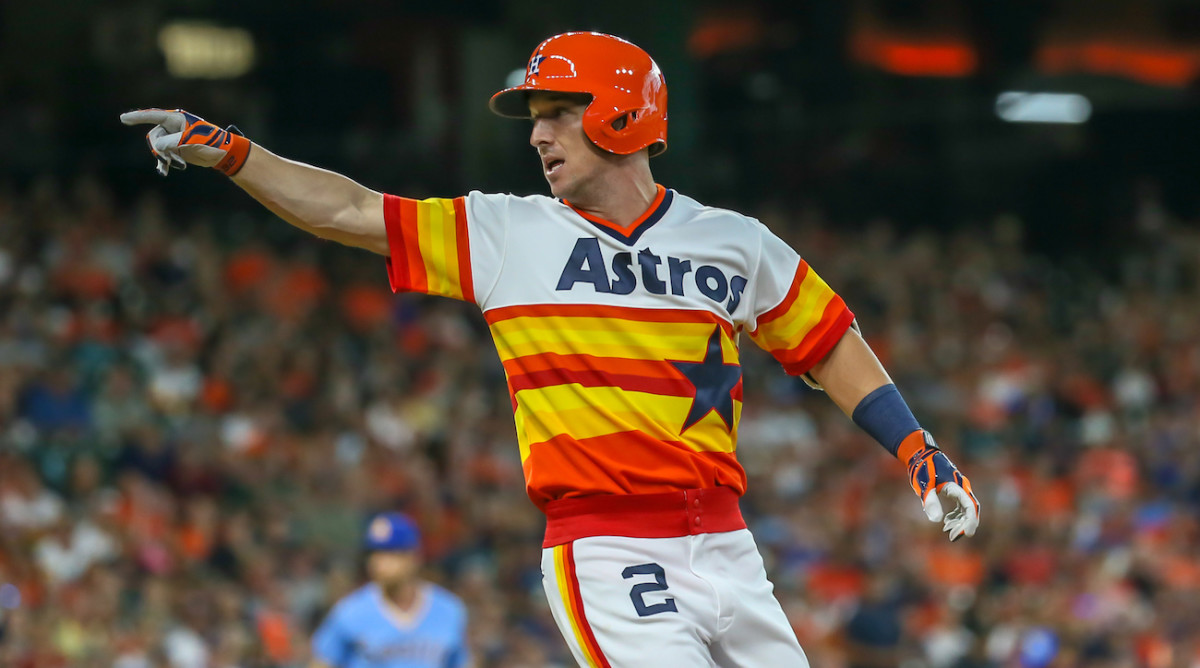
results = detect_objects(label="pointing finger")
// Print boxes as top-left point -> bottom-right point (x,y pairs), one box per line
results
120,109 -> 182,130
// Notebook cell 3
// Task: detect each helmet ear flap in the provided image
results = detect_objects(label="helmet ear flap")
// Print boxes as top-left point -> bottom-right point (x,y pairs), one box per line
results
585,105 -> 649,153
582,101 -> 666,156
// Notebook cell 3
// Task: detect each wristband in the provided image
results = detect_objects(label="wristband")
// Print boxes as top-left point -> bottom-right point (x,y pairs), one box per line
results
851,383 -> 921,458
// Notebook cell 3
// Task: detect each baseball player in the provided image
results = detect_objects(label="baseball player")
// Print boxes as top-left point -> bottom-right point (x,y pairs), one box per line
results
309,512 -> 470,668
122,31 -> 980,667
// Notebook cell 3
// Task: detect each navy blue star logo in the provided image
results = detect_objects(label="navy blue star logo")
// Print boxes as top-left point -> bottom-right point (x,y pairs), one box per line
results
671,327 -> 742,433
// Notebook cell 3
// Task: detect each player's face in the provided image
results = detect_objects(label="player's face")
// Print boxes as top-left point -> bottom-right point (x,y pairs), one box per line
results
367,550 -> 420,587
528,92 -> 615,201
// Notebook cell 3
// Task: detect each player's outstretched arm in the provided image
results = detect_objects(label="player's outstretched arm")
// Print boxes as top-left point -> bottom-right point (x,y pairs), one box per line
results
231,145 -> 386,255
120,109 -> 387,255
808,328 -> 981,541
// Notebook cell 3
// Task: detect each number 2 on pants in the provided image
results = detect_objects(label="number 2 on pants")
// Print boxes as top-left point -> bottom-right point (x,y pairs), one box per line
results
622,563 -> 678,617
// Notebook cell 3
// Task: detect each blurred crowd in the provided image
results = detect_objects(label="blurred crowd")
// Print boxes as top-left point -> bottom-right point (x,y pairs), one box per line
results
2,172 -> 1200,668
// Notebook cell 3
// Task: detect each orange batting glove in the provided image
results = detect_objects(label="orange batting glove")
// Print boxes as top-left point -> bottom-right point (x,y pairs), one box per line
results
120,109 -> 251,177
898,430 -> 980,542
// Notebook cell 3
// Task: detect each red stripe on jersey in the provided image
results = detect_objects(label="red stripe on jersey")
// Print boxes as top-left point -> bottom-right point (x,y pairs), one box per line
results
504,352 -> 675,378
452,197 -> 475,303
383,195 -> 409,293
509,368 -> 696,397
505,353 -> 695,396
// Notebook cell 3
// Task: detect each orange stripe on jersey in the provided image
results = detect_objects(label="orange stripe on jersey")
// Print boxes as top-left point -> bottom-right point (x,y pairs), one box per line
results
749,259 -> 855,376
524,431 -> 746,510
485,303 -> 734,331
382,194 -> 474,301
382,196 -> 423,292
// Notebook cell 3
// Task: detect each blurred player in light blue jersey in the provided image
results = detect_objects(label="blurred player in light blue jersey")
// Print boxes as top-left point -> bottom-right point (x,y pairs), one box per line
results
310,512 -> 470,668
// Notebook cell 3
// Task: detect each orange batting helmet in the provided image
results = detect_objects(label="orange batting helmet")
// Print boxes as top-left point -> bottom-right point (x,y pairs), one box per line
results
489,32 -> 668,157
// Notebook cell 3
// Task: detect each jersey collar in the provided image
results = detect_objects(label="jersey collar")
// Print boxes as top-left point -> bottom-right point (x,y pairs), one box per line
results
563,184 -> 674,246
372,583 -> 432,631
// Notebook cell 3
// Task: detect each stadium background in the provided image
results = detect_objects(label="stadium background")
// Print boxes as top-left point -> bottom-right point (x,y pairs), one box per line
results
3,1 -> 1200,666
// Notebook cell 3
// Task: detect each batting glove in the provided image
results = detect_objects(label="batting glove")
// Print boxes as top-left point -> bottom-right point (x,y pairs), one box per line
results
898,430 -> 980,542
120,109 -> 251,177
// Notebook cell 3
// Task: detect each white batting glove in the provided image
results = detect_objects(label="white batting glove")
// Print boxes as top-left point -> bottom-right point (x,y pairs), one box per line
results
120,108 -> 251,177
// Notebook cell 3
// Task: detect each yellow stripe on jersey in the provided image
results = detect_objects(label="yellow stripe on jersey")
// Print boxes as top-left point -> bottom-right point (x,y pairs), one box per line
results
515,385 -> 738,456
756,271 -> 829,342
491,315 -> 741,362
383,195 -> 475,302
417,197 -> 456,298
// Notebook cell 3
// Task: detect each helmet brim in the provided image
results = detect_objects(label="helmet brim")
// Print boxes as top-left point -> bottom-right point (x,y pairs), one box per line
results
489,86 -> 536,118
489,85 -> 596,119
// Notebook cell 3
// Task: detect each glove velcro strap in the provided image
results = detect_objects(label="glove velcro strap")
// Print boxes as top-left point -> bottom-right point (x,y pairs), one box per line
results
896,429 -> 930,463
177,119 -> 252,176
215,126 -> 251,176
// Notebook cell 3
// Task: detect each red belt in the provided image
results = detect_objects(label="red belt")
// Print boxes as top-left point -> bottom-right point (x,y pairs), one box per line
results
542,487 -> 746,548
